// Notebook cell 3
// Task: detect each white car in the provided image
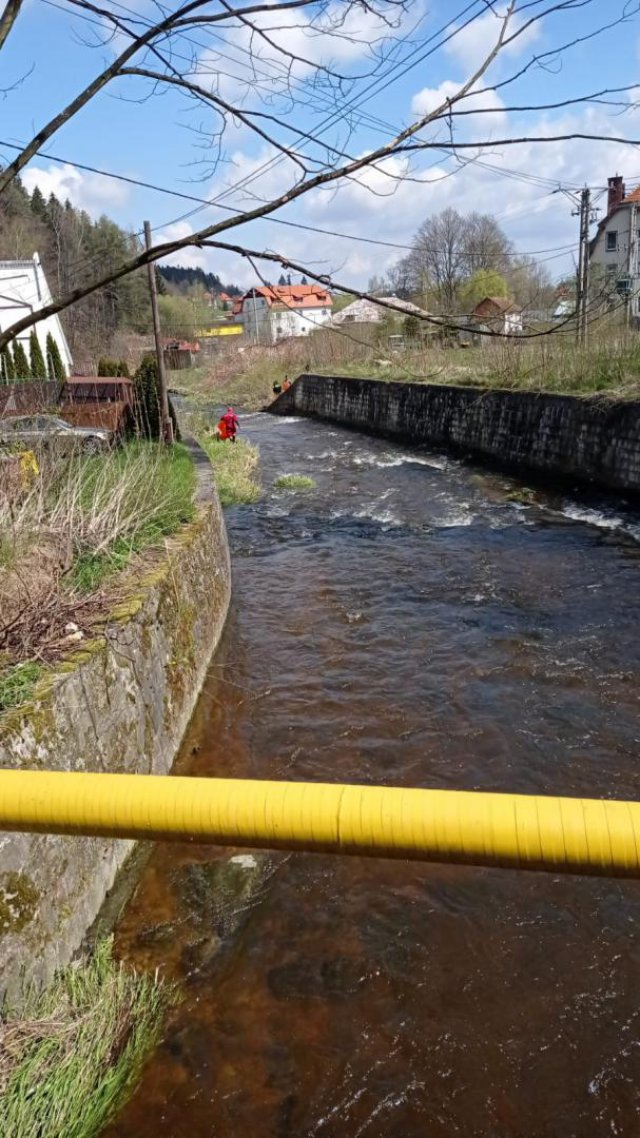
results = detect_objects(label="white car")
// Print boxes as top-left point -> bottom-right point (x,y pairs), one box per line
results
0,414 -> 110,454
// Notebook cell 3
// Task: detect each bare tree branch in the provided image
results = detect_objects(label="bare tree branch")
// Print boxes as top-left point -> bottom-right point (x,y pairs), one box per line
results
0,0 -> 22,51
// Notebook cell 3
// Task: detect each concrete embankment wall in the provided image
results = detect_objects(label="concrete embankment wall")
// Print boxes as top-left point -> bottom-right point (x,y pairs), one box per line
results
272,374 -> 640,494
0,442 -> 231,1002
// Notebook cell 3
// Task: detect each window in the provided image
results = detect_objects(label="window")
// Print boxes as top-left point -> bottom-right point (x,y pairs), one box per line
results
606,230 -> 618,252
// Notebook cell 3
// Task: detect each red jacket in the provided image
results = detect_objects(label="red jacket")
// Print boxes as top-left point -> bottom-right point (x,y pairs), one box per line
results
222,411 -> 239,433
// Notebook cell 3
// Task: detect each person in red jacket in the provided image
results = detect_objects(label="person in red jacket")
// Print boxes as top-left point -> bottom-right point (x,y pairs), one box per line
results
221,406 -> 239,443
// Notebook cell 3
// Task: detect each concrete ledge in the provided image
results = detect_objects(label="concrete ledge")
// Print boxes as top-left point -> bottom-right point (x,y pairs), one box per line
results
271,375 -> 640,494
0,438 -> 231,1001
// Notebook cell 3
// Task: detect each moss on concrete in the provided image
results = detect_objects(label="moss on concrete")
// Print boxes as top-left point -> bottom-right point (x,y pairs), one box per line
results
0,872 -> 39,937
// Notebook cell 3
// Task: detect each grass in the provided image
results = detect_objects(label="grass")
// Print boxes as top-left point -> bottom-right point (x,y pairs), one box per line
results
67,442 -> 196,592
0,939 -> 175,1138
202,437 -> 261,505
179,410 -> 261,505
273,474 -> 316,491
169,319 -> 640,410
0,440 -> 196,694
0,662 -> 42,713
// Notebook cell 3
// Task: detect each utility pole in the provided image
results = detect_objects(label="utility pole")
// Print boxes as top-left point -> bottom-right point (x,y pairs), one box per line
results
572,188 -> 591,345
144,220 -> 173,444
251,287 -> 260,345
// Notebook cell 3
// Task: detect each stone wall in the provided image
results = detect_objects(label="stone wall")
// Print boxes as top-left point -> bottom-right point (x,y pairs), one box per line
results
272,375 -> 640,494
0,441 -> 231,1002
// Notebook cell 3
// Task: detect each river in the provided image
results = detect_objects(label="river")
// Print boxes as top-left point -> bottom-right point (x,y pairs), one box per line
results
107,412 -> 640,1138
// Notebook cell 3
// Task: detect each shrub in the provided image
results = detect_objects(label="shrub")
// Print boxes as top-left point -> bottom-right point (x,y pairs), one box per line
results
0,347 -> 15,383
97,357 -> 118,377
132,355 -> 177,440
29,331 -> 47,380
12,340 -> 31,380
46,332 -> 66,381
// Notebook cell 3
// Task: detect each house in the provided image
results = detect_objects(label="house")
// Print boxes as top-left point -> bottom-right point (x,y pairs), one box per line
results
470,296 -> 523,335
332,295 -> 432,329
0,253 -> 73,374
239,285 -> 332,343
589,175 -> 640,318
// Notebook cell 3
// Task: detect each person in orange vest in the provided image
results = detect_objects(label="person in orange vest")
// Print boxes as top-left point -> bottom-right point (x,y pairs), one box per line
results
215,417 -> 229,441
281,376 -> 292,392
221,406 -> 239,443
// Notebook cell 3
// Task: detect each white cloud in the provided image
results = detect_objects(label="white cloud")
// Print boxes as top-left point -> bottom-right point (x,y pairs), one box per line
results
22,163 -> 129,216
154,221 -> 210,270
411,81 -> 507,131
195,0 -> 426,105
445,9 -> 540,75
149,94 -> 640,295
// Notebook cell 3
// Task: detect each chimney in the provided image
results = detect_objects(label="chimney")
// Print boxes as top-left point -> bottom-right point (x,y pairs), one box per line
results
608,175 -> 625,214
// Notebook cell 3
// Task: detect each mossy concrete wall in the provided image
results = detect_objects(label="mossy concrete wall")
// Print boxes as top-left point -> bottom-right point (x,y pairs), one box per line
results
272,375 -> 640,494
0,441 -> 231,1003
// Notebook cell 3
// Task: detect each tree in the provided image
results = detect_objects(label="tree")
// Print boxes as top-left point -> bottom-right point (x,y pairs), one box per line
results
398,209 -> 468,314
30,185 -> 48,221
403,315 -> 420,339
45,332 -> 66,381
396,211 -> 514,314
133,355 -> 177,440
301,276 -> 308,285
12,340 -> 30,380
463,214 -> 513,275
0,2 -> 638,352
278,274 -> 287,286
133,354 -> 161,439
460,270 -> 509,311
1,346 -> 15,383
29,330 -> 47,379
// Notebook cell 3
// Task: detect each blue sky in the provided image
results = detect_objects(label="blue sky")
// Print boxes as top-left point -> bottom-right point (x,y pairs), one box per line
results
3,0 -> 640,289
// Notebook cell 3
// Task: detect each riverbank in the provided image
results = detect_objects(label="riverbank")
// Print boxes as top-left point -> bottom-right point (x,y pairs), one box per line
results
272,374 -> 640,495
0,440 -> 196,712
0,437 -> 231,1005
0,939 -> 175,1138
169,326 -> 640,412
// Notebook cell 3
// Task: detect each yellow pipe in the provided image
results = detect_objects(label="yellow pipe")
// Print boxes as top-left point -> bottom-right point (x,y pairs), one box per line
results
0,770 -> 639,876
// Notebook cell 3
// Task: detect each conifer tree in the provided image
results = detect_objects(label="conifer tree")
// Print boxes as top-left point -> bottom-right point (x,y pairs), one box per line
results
1,348 -> 15,383
46,332 -> 66,381
29,331 -> 47,379
30,184 -> 48,220
12,341 -> 31,380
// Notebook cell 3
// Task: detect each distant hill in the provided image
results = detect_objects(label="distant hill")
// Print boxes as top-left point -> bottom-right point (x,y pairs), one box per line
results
158,264 -> 242,296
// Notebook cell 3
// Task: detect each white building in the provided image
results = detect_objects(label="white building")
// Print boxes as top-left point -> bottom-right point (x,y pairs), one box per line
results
0,253 -> 73,374
332,295 -> 431,326
240,285 -> 332,343
589,176 -> 640,320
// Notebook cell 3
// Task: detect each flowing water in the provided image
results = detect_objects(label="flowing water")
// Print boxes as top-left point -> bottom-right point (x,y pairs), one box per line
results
107,413 -> 640,1138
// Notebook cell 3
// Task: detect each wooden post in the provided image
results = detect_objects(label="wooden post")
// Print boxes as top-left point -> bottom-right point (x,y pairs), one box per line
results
144,220 -> 173,443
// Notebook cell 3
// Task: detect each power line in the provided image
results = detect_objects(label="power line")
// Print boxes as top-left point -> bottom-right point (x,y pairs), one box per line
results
0,139 -> 578,261
27,0 -> 588,241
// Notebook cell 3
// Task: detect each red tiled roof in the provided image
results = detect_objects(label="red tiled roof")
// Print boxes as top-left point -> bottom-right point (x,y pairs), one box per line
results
242,285 -> 332,311
624,186 -> 640,203
472,296 -> 521,315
